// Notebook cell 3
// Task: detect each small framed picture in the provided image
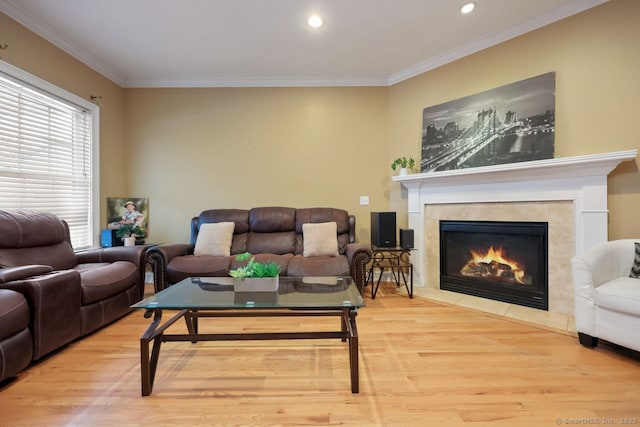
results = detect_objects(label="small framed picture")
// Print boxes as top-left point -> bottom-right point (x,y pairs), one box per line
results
107,197 -> 149,234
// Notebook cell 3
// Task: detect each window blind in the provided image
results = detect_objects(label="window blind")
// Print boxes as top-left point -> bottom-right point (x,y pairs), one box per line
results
0,72 -> 93,249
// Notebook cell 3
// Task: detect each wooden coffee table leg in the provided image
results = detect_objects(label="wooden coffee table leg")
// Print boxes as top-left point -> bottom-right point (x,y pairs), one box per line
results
139,309 -> 188,396
344,308 -> 359,393
140,309 -> 163,396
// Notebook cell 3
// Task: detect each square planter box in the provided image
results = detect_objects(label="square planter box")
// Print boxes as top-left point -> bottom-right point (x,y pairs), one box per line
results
233,276 -> 279,292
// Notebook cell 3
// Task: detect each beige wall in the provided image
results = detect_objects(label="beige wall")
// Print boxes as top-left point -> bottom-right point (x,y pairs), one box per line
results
0,12 -> 126,229
3,0 -> 639,245
123,87 -> 388,243
388,0 -> 640,239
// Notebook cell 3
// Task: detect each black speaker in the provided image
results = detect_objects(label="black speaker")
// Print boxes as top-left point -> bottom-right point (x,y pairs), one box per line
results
400,229 -> 414,249
371,212 -> 396,247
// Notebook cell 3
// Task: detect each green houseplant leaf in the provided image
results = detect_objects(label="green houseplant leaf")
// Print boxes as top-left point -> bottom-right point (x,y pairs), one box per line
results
391,156 -> 416,171
229,252 -> 280,278
115,224 -> 146,238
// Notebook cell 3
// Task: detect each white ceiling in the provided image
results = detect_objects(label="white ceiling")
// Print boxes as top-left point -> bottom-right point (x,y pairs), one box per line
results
0,0 -> 608,88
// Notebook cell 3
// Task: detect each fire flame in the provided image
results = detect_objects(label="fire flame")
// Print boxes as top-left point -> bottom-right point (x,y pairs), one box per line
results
467,245 -> 525,284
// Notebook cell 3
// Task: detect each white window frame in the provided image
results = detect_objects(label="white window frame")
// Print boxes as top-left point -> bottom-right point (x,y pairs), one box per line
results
0,60 -> 100,249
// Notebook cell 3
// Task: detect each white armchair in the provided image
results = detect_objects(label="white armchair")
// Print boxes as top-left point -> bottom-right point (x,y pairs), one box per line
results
570,239 -> 640,352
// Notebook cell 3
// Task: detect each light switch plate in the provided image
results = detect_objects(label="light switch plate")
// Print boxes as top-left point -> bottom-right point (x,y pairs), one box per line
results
360,196 -> 369,205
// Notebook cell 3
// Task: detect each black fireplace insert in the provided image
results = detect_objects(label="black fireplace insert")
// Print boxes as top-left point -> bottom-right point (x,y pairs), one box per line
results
440,220 -> 548,310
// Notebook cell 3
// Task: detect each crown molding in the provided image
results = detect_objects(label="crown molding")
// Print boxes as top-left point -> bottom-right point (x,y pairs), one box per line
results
122,76 -> 389,88
387,0 -> 609,85
1,0 -> 609,88
0,0 -> 125,86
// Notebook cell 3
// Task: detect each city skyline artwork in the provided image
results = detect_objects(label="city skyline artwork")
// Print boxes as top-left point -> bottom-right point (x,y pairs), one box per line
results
421,72 -> 555,172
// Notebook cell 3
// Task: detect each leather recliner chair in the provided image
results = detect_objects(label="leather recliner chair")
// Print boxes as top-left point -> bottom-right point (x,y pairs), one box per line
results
0,210 -> 146,382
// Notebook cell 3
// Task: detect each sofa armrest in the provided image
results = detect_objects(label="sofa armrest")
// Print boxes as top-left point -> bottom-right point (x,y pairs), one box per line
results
345,243 -> 372,295
0,269 -> 82,360
0,265 -> 53,283
571,255 -> 598,334
574,240 -> 638,286
146,243 -> 195,293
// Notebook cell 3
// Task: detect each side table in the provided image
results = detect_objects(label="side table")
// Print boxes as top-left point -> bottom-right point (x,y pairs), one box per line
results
367,246 -> 413,299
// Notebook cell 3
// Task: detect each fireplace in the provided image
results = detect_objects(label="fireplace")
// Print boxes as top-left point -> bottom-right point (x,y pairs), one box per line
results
391,151 -> 635,326
440,220 -> 548,310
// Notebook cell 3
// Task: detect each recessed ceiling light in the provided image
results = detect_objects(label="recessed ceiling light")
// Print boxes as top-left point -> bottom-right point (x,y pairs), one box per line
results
308,14 -> 323,28
461,2 -> 475,14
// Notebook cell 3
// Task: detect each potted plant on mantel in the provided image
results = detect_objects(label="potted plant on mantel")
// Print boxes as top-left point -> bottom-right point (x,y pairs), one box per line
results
229,252 -> 280,291
391,156 -> 416,176
115,224 -> 146,246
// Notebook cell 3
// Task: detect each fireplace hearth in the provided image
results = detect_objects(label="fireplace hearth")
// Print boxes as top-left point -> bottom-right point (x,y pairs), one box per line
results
440,220 -> 548,310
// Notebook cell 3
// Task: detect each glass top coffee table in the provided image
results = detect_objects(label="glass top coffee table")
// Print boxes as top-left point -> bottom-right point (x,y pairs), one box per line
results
132,276 -> 364,396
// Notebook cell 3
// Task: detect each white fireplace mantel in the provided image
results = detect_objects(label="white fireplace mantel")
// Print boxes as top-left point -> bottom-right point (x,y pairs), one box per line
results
392,150 -> 637,286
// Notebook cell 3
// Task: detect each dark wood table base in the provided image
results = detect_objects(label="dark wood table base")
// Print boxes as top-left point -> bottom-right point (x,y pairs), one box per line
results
139,307 -> 360,396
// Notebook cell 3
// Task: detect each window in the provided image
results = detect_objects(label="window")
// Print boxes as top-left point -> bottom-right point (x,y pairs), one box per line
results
0,61 -> 99,249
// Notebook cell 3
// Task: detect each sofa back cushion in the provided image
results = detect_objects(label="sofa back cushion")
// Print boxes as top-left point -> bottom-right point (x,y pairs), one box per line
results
192,207 -> 352,257
195,209 -> 250,254
249,207 -> 296,232
0,210 -> 77,270
247,207 -> 297,255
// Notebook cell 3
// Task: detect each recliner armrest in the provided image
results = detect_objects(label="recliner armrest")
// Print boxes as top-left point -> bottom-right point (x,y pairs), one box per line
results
76,246 -> 146,266
77,246 -> 148,294
146,243 -> 195,293
0,265 -> 53,283
0,269 -> 82,360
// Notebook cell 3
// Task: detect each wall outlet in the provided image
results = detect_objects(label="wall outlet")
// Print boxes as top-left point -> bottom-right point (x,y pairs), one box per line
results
360,196 -> 369,205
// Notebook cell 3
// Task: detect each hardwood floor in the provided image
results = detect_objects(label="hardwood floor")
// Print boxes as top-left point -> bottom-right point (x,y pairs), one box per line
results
1,282 -> 639,426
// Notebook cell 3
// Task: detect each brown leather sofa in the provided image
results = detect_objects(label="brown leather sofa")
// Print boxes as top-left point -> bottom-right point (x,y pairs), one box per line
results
147,207 -> 372,294
0,210 -> 146,382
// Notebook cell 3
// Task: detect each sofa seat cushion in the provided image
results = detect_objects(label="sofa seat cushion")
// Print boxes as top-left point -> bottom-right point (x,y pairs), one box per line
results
231,253 -> 294,276
0,289 -> 30,340
594,277 -> 640,316
75,261 -> 139,305
286,255 -> 350,277
167,255 -> 232,283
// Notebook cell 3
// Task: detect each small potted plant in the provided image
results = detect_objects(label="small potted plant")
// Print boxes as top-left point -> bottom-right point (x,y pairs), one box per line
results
229,252 -> 280,291
115,224 -> 146,246
391,156 -> 416,175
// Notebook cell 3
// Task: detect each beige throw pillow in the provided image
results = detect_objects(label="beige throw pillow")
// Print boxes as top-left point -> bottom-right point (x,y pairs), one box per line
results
194,222 -> 235,257
303,221 -> 339,257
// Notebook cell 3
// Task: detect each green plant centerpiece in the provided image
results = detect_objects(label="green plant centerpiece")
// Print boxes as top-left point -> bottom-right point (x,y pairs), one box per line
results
114,224 -> 146,239
391,156 -> 416,175
229,252 -> 280,292
229,252 -> 280,278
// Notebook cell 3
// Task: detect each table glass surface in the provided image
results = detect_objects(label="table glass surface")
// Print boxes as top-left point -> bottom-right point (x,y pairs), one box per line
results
132,276 -> 364,310
371,246 -> 412,251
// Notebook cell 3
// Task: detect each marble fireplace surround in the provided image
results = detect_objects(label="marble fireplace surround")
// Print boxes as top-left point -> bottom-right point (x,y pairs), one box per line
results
392,150 -> 636,329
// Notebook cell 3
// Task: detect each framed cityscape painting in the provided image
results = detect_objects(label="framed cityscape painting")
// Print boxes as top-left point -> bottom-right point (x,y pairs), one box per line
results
421,72 -> 555,172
